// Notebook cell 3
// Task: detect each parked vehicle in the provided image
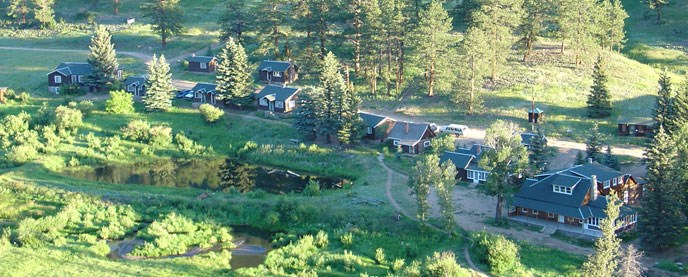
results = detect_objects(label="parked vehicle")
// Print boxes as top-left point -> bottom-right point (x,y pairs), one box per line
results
439,124 -> 468,137
177,89 -> 192,98
184,91 -> 194,100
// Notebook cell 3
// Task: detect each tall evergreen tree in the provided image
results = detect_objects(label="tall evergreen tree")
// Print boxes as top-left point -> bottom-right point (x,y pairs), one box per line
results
316,52 -> 345,142
672,125 -> 688,219
586,123 -> 605,163
409,1 -> 456,97
653,71 -> 675,133
643,0 -> 668,22
640,127 -> 687,250
337,85 -> 364,147
408,154 -> 440,229
456,26 -> 489,114
574,150 -> 586,165
587,56 -> 612,118
555,0 -> 599,66
7,0 -> 31,24
216,38 -> 252,107
219,159 -> 257,193
87,26 -> 119,91
33,0 -> 55,29
528,127 -> 548,174
359,0 -> 383,95
581,194 -> 622,277
255,0 -> 288,59
479,120 -> 529,222
436,159 -> 458,234
616,245 -> 646,277
140,0 -> 184,47
143,55 -> 175,112
218,0 -> 250,42
669,77 -> 688,133
598,0 -> 628,52
517,0 -> 552,62
471,0 -> 523,80
603,145 -> 621,170
293,88 -> 321,140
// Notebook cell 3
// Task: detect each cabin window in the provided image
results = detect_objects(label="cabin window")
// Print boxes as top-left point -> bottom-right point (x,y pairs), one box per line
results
195,92 -> 202,98
553,185 -> 572,195
423,140 -> 431,148
393,140 -> 399,146
273,71 -> 282,77
200,63 -> 207,69
117,70 -> 122,80
612,178 -> 617,187
623,190 -> 629,204
71,75 -> 78,83
532,210 -> 539,215
275,101 -> 284,108
604,180 -> 610,189
77,75 -> 83,83
476,171 -> 487,181
259,98 -> 268,106
548,212 -> 555,218
367,127 -> 373,135
288,100 -> 296,108
467,171 -> 475,180
54,75 -> 62,83
586,217 -> 600,227
521,208 -> 528,213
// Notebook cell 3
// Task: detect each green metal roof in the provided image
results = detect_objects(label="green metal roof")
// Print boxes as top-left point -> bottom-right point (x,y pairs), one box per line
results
50,62 -> 94,76
255,85 -> 300,101
440,151 -> 474,169
359,112 -> 389,128
191,83 -> 217,94
617,115 -> 654,126
258,60 -> 293,72
528,107 -> 544,114
186,56 -> 216,63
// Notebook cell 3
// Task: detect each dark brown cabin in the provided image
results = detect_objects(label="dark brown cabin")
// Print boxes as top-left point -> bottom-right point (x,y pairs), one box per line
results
617,116 -> 653,137
187,56 -> 217,73
528,108 -> 544,123
386,122 -> 436,154
255,85 -> 300,114
258,60 -> 298,84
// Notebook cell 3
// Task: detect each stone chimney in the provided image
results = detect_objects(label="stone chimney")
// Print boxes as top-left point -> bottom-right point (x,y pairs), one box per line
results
404,122 -> 409,134
476,144 -> 482,155
588,158 -> 593,164
192,53 -> 196,57
590,174 -> 598,201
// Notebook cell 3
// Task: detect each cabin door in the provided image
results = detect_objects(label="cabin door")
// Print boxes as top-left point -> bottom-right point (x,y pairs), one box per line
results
269,102 -> 274,111
557,215 -> 564,223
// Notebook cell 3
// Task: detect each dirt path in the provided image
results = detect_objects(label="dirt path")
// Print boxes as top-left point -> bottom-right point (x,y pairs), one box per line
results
377,154 -> 488,276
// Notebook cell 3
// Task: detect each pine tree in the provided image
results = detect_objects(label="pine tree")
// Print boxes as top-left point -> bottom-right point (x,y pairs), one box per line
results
409,1 -> 456,97
218,0 -> 250,42
575,150 -> 586,165
140,0 -> 184,47
587,56 -> 612,118
7,0 -> 31,24
581,194 -> 622,277
479,120 -> 529,222
555,0 -> 599,66
517,0 -> 552,62
603,145 -> 620,170
640,126 -> 687,250
337,86 -> 364,147
219,159 -> 257,193
408,154 -> 441,229
33,0 -> 55,29
616,245 -> 646,277
457,26 -> 489,114
143,55 -> 175,112
471,0 -> 524,80
643,0 -> 668,22
316,52 -> 345,143
293,88 -> 320,140
528,127 -> 548,174
87,26 -> 119,92
254,0 -> 287,58
670,125 -> 688,224
216,38 -> 252,107
653,71 -> 675,133
586,123 -> 605,163
597,0 -> 628,52
436,159 -> 458,234
669,77 -> 688,133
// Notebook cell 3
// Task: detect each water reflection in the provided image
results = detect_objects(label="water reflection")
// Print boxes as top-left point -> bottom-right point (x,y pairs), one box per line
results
63,158 -> 345,194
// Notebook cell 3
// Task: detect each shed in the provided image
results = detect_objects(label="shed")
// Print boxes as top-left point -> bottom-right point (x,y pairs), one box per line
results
528,107 -> 544,123
617,116 -> 653,137
186,56 -> 217,73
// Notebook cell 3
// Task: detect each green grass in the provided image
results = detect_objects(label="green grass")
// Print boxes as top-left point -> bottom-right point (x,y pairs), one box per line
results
655,260 -> 688,274
518,242 -> 586,277
550,231 -> 596,248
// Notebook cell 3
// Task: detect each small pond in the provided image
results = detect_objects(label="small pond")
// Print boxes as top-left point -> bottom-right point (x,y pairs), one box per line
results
63,158 -> 346,194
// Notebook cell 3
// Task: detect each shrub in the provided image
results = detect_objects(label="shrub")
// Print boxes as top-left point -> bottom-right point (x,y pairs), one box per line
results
16,91 -> 30,103
60,84 -> 84,95
314,230 -> 328,249
90,240 -> 111,257
77,100 -> 96,117
424,251 -> 470,277
199,104 -> 225,123
84,132 -> 102,152
54,105 -> 83,134
340,232 -> 353,248
102,136 -> 124,159
6,145 -> 39,164
375,248 -> 386,264
392,258 -> 406,273
40,125 -> 61,153
174,132 -> 206,156
105,90 -> 135,114
33,102 -> 55,126
78,234 -> 97,244
67,156 -> 80,167
473,232 -> 523,276
303,179 -> 321,196
121,120 -> 150,141
148,125 -> 172,147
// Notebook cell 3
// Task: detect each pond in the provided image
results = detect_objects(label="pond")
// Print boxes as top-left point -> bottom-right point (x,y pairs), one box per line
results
63,158 -> 347,194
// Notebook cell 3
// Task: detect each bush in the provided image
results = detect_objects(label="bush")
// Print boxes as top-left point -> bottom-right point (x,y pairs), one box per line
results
67,156 -> 80,167
303,179 -> 321,196
340,232 -> 353,248
392,258 -> 406,273
424,251 -> 470,277
84,132 -> 102,152
473,232 -> 523,276
40,125 -> 61,153
90,240 -> 111,257
102,136 -> 124,159
33,102 -> 55,126
375,248 -> 386,264
77,101 -> 95,117
105,90 -> 135,114
60,84 -> 84,95
54,105 -> 83,134
314,230 -> 328,249
16,91 -> 30,103
121,120 -> 150,142
6,145 -> 39,164
174,132 -> 206,156
199,103 -> 225,123
78,233 -> 97,244
148,125 -> 172,147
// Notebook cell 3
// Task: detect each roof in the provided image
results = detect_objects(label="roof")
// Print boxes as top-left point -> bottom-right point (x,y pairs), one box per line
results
387,122 -> 433,146
617,116 -> 654,126
255,85 -> 300,101
186,56 -> 216,63
258,60 -> 293,72
49,62 -> 93,76
359,112 -> 390,128
514,173 -> 595,218
536,162 -> 623,183
124,76 -> 147,86
440,151 -> 474,169
191,83 -> 217,94
520,132 -> 547,146
528,107 -> 544,114
455,144 -> 491,171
